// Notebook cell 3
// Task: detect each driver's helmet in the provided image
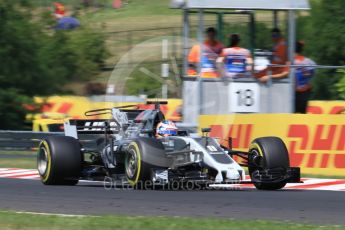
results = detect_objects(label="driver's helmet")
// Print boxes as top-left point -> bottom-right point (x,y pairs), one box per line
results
156,120 -> 178,137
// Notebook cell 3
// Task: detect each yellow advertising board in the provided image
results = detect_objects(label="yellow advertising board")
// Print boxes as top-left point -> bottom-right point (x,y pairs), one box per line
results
33,96 -> 182,121
199,114 -> 345,176
31,97 -> 344,121
308,100 -> 345,114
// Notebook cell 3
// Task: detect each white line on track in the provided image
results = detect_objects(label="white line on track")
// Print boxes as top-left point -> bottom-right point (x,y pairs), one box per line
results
0,210 -> 98,218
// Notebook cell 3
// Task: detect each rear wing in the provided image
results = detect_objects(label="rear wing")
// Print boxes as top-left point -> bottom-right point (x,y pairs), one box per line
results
64,109 -> 144,138
65,119 -> 119,137
65,101 -> 168,138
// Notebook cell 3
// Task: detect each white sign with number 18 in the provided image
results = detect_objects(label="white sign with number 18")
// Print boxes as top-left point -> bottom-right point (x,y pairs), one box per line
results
230,82 -> 260,113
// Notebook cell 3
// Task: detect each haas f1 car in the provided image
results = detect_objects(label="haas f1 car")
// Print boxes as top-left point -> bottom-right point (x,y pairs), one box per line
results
37,102 -> 300,190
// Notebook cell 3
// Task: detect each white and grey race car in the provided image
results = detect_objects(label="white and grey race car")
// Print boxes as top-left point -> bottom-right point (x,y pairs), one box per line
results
37,102 -> 300,190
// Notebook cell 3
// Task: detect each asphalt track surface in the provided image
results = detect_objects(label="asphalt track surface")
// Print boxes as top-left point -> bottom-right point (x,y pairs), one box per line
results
1,178 -> 345,225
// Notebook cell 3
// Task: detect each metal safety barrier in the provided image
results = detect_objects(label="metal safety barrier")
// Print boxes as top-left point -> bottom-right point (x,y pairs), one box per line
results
0,131 -> 62,150
0,130 -> 102,151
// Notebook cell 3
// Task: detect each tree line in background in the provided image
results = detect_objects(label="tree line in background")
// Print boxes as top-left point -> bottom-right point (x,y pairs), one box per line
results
0,0 -> 108,129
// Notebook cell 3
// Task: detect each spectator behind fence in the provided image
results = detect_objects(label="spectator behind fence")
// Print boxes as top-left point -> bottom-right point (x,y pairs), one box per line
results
271,28 -> 288,65
294,41 -> 316,113
255,28 -> 288,79
188,27 -> 224,78
258,41 -> 316,113
217,34 -> 253,78
52,3 -> 80,30
55,16 -> 80,30
52,2 -> 65,19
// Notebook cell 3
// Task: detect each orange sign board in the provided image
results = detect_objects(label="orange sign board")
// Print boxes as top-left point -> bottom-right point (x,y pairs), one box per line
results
199,114 -> 345,176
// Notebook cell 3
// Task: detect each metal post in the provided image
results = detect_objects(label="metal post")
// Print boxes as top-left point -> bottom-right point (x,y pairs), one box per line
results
273,11 -> 279,28
217,13 -> 224,44
162,39 -> 169,99
288,10 -> 296,113
249,12 -> 256,64
172,29 -> 177,60
197,9 -> 204,116
268,69 -> 273,113
182,9 -> 190,78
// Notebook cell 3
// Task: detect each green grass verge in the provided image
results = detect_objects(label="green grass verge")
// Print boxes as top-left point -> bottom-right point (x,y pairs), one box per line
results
94,0 -> 177,18
0,211 -> 343,230
0,158 -> 36,169
0,151 -> 36,169
81,0 -> 179,27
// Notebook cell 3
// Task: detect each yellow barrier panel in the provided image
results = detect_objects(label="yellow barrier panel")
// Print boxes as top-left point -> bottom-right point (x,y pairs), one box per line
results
32,96 -> 182,121
199,114 -> 345,176
308,100 -> 345,114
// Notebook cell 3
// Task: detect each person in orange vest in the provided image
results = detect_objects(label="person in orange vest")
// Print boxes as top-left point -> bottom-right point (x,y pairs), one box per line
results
217,34 -> 253,78
258,41 -> 316,113
271,28 -> 287,65
188,27 -> 224,78
255,28 -> 288,79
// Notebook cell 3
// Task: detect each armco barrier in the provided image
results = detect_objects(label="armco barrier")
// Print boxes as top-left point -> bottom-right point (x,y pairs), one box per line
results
0,131 -> 62,150
0,131 -> 100,151
199,114 -> 345,177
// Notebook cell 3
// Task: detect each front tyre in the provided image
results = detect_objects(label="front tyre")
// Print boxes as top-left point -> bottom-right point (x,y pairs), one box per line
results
125,141 -> 151,188
248,137 -> 289,190
37,136 -> 82,185
125,138 -> 169,189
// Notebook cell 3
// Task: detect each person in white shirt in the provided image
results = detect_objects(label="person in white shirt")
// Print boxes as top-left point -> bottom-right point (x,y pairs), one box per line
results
217,34 -> 253,78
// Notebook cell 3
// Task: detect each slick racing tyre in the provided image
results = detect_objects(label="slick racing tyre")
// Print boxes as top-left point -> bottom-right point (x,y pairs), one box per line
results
248,137 -> 289,190
37,136 -> 82,185
125,138 -> 170,189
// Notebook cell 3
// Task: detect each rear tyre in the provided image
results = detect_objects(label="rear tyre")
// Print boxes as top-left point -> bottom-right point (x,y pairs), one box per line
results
37,136 -> 82,185
248,137 -> 289,190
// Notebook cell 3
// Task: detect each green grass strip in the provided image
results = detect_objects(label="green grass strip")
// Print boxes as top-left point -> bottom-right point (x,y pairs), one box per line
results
0,211 -> 344,230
